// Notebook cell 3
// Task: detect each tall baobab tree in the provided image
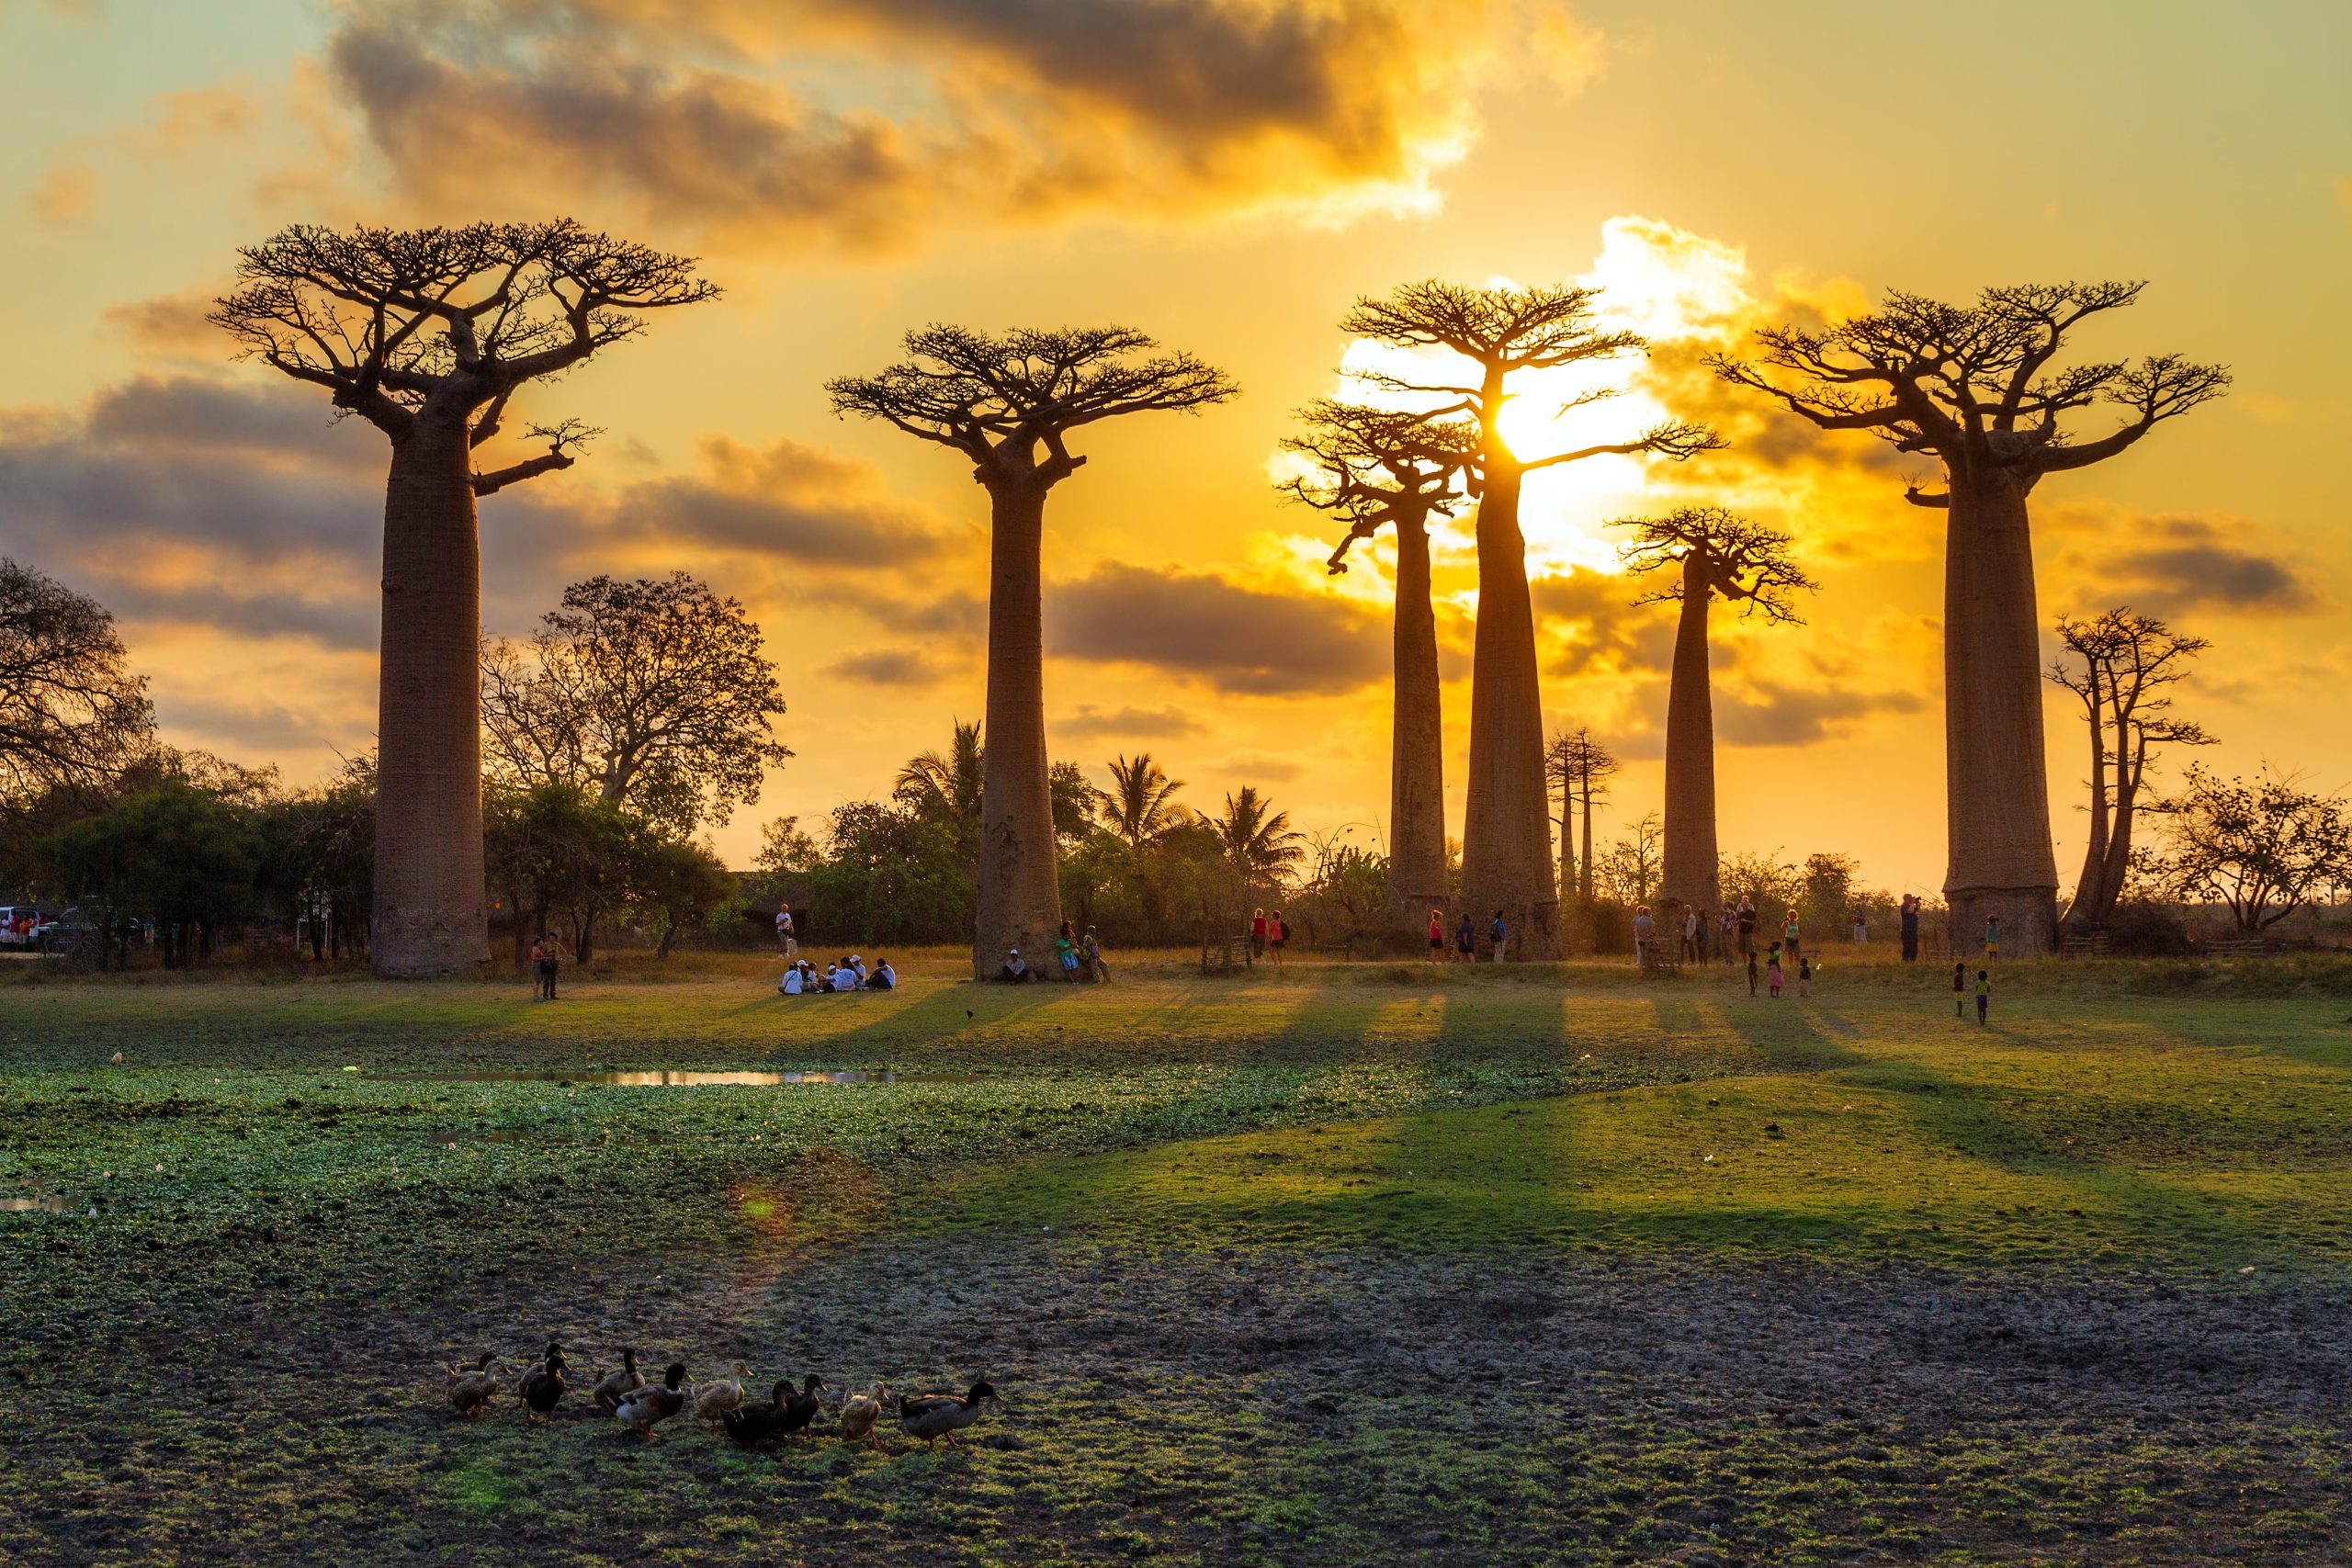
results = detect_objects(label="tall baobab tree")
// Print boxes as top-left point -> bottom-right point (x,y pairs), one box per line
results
1342,283 -> 1719,958
1277,400 -> 1476,938
1544,726 -> 1619,909
1610,506 -> 1814,923
2046,608 -> 2211,930
1713,282 -> 2227,955
212,221 -> 718,976
828,327 -> 1238,978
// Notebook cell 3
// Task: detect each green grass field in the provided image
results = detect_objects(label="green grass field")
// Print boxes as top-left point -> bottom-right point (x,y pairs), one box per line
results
4,953 -> 2348,1564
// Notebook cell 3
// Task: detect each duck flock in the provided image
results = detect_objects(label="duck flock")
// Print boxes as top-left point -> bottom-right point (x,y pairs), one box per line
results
446,1344 -> 998,1448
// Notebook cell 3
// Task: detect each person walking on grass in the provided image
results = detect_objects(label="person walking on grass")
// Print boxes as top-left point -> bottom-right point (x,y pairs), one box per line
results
1250,908 -> 1269,961
1084,926 -> 1109,984
1781,908 -> 1803,963
538,935 -> 560,1001
1455,913 -> 1476,964
1975,969 -> 1992,1025
1766,942 -> 1784,998
1428,907 -> 1445,964
1487,908 -> 1506,964
1633,905 -> 1655,967
1952,961 -> 1967,1018
1269,909 -> 1288,966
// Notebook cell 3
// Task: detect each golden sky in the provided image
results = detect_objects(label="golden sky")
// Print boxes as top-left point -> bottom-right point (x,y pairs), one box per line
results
2,0 -> 2346,893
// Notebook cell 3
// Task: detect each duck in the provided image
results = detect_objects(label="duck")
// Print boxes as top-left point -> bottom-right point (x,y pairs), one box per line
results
839,1382 -> 888,1444
590,1348 -> 644,1413
719,1379 -> 796,1448
446,1353 -> 505,1417
779,1373 -> 827,1435
693,1361 -> 750,1427
614,1362 -> 690,1439
518,1344 -> 568,1422
899,1381 -> 997,1447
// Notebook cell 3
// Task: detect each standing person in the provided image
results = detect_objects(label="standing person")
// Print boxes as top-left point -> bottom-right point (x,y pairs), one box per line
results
1798,953 -> 1813,998
1084,926 -> 1110,985
1747,947 -> 1759,997
1984,914 -> 2001,962
1718,908 -> 1735,963
1487,908 -> 1507,963
1269,909 -> 1288,966
1781,908 -> 1803,964
1056,920 -> 1080,980
1681,907 -> 1701,963
1454,913 -> 1476,964
1952,961 -> 1967,1018
1250,908 -> 1269,962
1736,897 -> 1758,961
540,935 -> 560,1001
528,938 -> 548,1001
1975,968 -> 1992,1025
1766,942 -> 1784,998
1850,908 -> 1867,945
1632,905 -> 1655,967
1899,895 -> 1921,964
775,902 -> 797,958
1427,908 -> 1445,964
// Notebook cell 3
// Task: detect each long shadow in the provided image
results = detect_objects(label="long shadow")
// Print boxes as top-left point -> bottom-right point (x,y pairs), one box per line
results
1717,998 -> 1874,1073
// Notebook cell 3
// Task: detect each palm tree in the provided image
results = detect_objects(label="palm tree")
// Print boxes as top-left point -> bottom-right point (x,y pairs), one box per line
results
894,719 -> 985,840
1098,753 -> 1187,848
1215,786 -> 1306,886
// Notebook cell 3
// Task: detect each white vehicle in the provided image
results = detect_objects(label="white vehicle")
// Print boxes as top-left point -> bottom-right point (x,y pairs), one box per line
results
0,905 -> 57,950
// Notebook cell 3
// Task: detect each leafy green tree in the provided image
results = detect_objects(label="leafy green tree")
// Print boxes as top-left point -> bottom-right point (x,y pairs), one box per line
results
42,775 -> 265,966
483,779 -> 633,964
626,830 -> 736,959
1097,753 -> 1189,848
2156,766 -> 2352,931
263,753 -> 375,961
1214,786 -> 1305,887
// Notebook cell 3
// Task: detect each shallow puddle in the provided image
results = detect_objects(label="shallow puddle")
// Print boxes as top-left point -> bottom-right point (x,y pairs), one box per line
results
1,1194 -> 81,1213
374,1068 -> 908,1087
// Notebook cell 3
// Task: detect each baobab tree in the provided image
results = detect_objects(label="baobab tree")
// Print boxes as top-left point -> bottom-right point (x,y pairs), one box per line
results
1611,505 -> 1814,923
212,221 -> 717,976
828,327 -> 1238,978
1544,726 -> 1619,909
1278,400 -> 1476,938
1343,282 -> 1719,958
2046,608 -> 2212,930
1713,281 -> 2227,954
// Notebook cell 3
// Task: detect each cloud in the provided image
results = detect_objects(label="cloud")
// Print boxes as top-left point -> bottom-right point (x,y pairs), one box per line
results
820,648 -> 944,686
1213,751 -> 1306,784
321,0 -> 1600,251
2046,510 -> 2324,618
1056,703 -> 1205,739
103,286 -> 229,356
1713,678 -> 1927,748
1048,560 -> 1386,694
28,164 -> 92,222
1531,568 -> 1676,678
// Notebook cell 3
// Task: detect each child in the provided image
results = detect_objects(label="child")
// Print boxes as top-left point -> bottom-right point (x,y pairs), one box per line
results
1056,920 -> 1080,979
1084,926 -> 1110,985
1984,914 -> 2000,961
529,939 -> 547,1001
1747,948 -> 1759,997
1952,961 -> 1966,1018
1975,969 -> 1991,1026
1798,953 -> 1812,998
1767,942 -> 1784,998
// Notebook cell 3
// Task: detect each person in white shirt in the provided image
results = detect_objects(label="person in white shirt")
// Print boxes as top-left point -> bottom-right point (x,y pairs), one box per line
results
775,904 -> 797,957
873,960 -> 897,989
779,966 -> 803,996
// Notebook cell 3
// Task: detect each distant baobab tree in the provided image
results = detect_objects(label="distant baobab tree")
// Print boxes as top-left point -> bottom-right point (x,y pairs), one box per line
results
211,221 -> 718,976
1610,505 -> 1814,923
1344,282 -> 1720,959
1544,726 -> 1618,910
1279,399 -> 1476,939
2046,607 -> 2212,931
1713,281 -> 2227,955
828,327 -> 1238,978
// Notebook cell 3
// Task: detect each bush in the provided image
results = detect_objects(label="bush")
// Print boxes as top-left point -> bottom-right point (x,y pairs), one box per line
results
2104,900 -> 2190,957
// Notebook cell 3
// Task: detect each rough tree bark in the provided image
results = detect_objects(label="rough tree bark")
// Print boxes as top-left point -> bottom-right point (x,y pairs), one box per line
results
1657,550 -> 1721,919
1459,457 -> 1559,958
975,479 -> 1064,974
1387,513 -> 1449,931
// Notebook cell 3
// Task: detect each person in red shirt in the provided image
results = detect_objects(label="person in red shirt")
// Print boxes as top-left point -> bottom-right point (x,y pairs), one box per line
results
1250,908 -> 1268,961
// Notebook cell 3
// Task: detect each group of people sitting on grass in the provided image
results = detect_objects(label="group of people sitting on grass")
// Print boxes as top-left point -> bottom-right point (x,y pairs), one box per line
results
778,954 -> 896,995
993,920 -> 1110,983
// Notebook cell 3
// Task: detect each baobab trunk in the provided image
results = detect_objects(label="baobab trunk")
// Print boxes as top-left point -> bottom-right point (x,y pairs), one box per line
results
973,480 -> 1066,979
1942,474 -> 2060,955
1387,515 -> 1449,937
1658,552 -> 1722,920
1460,463 -> 1562,959
371,418 -> 488,976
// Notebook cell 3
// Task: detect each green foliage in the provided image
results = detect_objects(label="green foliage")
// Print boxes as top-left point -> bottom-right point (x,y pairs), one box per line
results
40,775 -> 265,964
2157,765 -> 2352,931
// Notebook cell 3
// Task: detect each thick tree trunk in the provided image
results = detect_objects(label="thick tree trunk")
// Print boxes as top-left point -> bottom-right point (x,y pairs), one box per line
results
1387,515 -> 1448,934
973,480 -> 1066,978
1459,461 -> 1562,959
2064,683 -> 2110,928
1658,557 -> 1721,919
2096,733 -> 2147,925
371,420 -> 488,976
1941,472 -> 2060,956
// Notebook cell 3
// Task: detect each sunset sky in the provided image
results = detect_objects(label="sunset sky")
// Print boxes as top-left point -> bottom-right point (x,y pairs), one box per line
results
3,0 -> 2346,895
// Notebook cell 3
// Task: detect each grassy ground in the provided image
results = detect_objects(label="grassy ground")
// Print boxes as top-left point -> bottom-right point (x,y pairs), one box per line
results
3,952 -> 2348,1564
